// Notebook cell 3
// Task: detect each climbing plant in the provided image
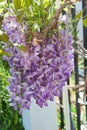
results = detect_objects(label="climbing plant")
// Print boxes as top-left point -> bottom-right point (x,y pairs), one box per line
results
0,0 -> 82,114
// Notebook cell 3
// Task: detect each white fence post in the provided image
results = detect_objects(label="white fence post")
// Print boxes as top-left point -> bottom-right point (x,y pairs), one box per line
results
75,1 -> 83,44
22,98 -> 58,130
22,110 -> 31,130
63,85 -> 71,130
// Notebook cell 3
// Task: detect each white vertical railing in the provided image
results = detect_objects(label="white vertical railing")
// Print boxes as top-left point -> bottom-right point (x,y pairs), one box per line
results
75,1 -> 83,45
22,110 -> 31,130
63,85 -> 71,130
22,98 -> 58,130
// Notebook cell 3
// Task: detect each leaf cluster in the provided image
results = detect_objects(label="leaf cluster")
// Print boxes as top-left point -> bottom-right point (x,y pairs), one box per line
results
12,0 -> 57,33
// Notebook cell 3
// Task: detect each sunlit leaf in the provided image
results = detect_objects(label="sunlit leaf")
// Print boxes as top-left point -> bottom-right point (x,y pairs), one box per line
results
60,0 -> 64,5
0,30 -> 9,43
16,45 -> 27,52
16,9 -> 25,22
83,18 -> 87,28
23,0 -> 32,8
75,11 -> 83,19
0,49 -> 12,56
70,5 -> 75,9
63,7 -> 68,12
0,8 -> 4,14
13,0 -> 21,10
0,73 -> 4,78
0,1 -> 6,6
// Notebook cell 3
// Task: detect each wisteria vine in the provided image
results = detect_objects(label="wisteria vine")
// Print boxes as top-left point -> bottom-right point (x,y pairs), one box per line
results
2,14 -> 74,113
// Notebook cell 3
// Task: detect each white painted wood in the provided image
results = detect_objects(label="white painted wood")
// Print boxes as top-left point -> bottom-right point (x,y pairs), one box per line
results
22,110 -> 31,130
63,85 -> 71,130
75,2 -> 83,45
22,98 -> 58,130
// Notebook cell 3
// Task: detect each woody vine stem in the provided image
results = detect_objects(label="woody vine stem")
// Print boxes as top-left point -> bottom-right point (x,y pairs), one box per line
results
36,0 -> 80,42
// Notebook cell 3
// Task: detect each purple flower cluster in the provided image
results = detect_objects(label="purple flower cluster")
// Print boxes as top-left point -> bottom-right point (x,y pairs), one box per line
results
2,15 -> 25,45
2,15 -> 74,113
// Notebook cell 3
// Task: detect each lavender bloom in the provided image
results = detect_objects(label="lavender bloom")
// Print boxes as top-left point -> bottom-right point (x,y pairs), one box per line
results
2,14 -> 74,113
2,15 -> 25,45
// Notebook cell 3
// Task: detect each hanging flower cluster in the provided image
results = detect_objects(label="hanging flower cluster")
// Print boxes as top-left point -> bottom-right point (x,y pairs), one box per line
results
2,15 -> 25,45
2,14 -> 74,113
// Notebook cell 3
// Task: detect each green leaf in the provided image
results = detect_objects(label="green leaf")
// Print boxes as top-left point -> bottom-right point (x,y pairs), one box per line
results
63,7 -> 68,13
0,73 -> 4,78
23,0 -> 32,8
13,0 -> 21,10
0,49 -> 12,57
16,9 -> 25,22
0,30 -> 9,43
75,11 -> 83,19
0,1 -> 6,14
16,45 -> 27,52
83,18 -> 87,28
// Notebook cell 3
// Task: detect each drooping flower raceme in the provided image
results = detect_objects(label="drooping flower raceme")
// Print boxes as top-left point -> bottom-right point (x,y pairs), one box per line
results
2,15 -> 74,113
2,15 -> 25,45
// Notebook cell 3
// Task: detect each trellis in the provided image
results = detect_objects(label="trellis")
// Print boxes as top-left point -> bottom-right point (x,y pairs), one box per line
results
58,1 -> 87,130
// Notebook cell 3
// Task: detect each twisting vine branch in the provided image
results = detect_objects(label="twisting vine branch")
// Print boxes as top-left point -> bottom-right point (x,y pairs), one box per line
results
37,0 -> 80,41
74,41 -> 87,59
